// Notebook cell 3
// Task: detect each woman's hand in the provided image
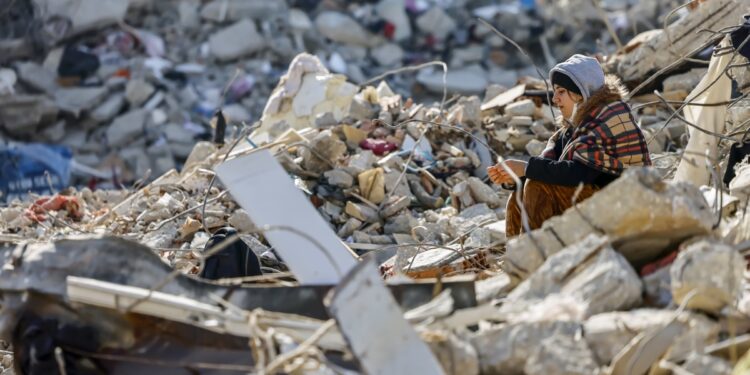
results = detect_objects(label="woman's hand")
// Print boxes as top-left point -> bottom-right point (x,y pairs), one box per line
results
487,160 -> 527,185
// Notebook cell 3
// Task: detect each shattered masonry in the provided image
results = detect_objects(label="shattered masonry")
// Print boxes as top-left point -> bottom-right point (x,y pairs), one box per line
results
1,0 -> 750,374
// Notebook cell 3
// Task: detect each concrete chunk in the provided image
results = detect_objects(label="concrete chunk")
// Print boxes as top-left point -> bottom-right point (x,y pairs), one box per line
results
472,321 -> 581,374
523,335 -> 599,375
315,12 -> 380,47
324,169 -> 354,188
467,177 -> 502,208
107,109 -> 147,147
506,235 -> 642,318
503,169 -> 714,284
670,238 -> 744,314
209,19 -> 265,61
200,0 -> 286,21
504,99 -> 536,117
584,309 -> 719,365
54,86 -> 108,116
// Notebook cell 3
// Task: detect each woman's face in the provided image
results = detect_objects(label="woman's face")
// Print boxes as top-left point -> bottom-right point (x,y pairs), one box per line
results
552,84 -> 580,120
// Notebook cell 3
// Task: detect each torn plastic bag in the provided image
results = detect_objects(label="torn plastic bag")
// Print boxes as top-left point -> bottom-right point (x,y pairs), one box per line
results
0,143 -> 72,203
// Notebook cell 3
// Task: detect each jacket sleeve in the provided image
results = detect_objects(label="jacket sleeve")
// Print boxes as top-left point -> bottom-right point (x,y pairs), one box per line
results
525,156 -> 603,186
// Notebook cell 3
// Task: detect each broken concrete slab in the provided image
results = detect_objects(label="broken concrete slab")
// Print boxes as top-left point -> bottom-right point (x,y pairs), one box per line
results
215,149 -> 357,284
584,309 -> 719,366
503,168 -> 714,284
506,235 -> 642,318
607,0 -> 745,83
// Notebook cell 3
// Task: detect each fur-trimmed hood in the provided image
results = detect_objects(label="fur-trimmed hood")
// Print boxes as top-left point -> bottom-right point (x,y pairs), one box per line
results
570,74 -> 630,126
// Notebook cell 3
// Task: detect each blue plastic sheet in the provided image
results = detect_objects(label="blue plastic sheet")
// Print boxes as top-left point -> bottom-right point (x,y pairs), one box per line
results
0,143 -> 72,203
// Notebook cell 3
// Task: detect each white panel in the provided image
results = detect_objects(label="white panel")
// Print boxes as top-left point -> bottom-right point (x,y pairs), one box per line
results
214,150 -> 356,284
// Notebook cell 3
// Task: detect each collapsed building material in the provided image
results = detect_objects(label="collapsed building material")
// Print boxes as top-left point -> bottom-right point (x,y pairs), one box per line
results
503,235 -> 643,318
326,258 -> 446,375
606,0 -> 748,84
670,238 -> 745,314
215,149 -> 357,285
583,309 -> 719,366
502,168 -> 714,284
471,320 -> 581,374
523,335 -> 600,375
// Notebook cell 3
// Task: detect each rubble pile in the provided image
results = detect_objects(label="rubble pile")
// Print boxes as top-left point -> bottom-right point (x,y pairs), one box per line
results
0,0 -> 750,374
0,0 -> 704,198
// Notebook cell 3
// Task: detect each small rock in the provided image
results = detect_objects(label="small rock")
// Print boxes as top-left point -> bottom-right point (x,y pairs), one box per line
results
380,195 -> 411,218
375,0 -> 411,42
314,112 -> 337,128
91,93 -> 126,122
508,116 -> 533,127
324,169 -> 354,188
228,209 -> 255,232
345,201 -> 378,222
524,335 -> 599,375
505,99 -> 536,117
300,130 -> 346,173
416,7 -> 457,39
180,217 -> 202,238
371,43 -> 404,66
107,109 -> 147,147
337,217 -> 362,238
315,12 -> 380,47
467,177 -> 502,208
125,78 -> 155,107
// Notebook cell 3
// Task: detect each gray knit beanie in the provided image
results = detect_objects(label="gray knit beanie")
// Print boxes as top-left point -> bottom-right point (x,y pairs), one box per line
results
549,54 -> 605,101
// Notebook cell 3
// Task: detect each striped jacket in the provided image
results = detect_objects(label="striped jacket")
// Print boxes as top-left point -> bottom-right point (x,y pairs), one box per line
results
542,75 -> 651,175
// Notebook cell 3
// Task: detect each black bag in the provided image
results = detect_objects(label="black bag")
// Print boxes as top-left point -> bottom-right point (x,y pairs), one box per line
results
200,227 -> 262,280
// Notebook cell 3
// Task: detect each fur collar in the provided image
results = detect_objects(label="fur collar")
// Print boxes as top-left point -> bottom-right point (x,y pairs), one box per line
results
569,75 -> 629,126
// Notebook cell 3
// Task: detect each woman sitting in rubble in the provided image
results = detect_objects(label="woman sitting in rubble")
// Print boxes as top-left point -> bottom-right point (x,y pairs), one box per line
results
488,54 -> 651,238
